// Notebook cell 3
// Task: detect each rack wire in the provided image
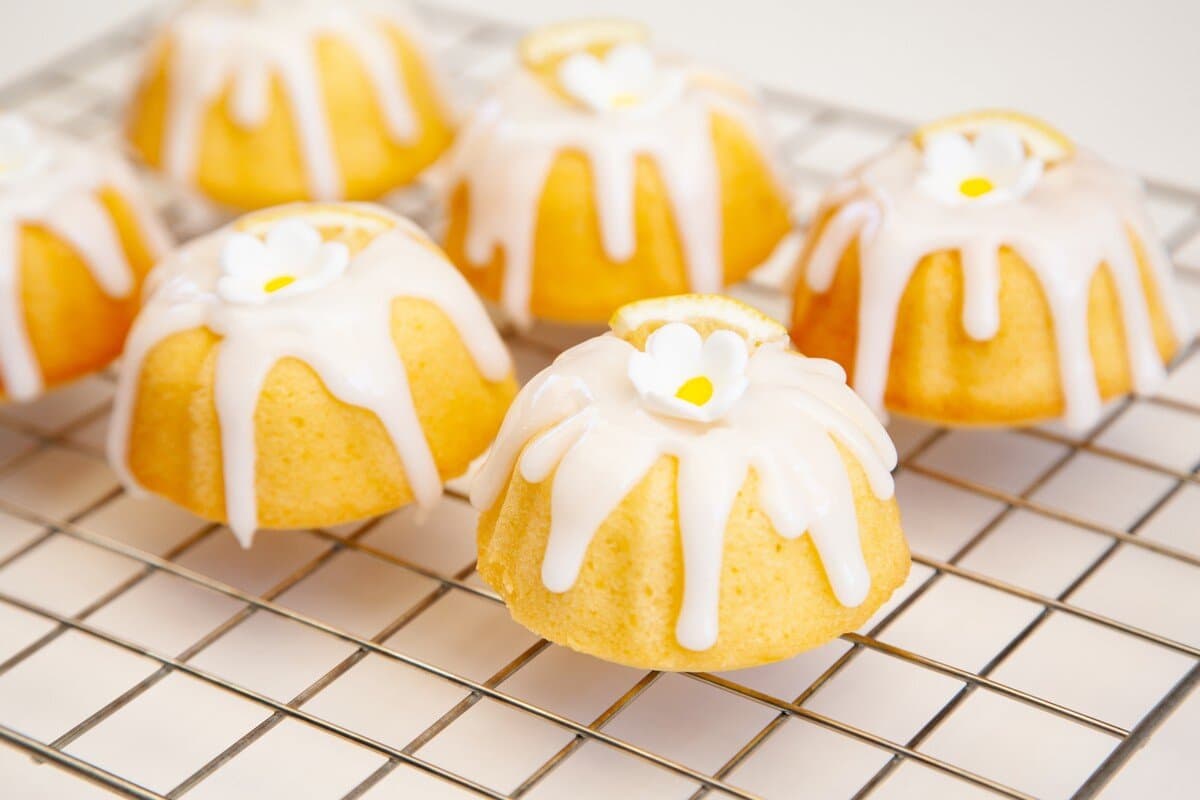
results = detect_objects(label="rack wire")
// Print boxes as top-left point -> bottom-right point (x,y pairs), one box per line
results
0,4 -> 1198,799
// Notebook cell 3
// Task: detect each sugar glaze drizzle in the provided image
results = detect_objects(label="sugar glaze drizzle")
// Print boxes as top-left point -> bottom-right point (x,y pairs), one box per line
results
0,126 -> 170,401
109,207 -> 511,546
801,143 -> 1192,430
439,62 -> 784,327
472,332 -> 897,651
153,0 -> 444,200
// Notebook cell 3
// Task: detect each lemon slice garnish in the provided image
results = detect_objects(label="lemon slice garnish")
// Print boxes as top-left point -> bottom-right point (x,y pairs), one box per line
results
237,203 -> 395,236
519,18 -> 649,73
914,109 -> 1075,164
235,203 -> 424,255
610,294 -> 788,347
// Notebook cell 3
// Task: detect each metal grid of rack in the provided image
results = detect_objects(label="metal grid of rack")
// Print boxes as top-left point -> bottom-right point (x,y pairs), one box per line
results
0,4 -> 1199,799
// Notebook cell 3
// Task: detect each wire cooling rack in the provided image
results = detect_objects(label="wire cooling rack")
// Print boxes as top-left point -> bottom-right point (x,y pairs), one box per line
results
1,4 -> 1199,800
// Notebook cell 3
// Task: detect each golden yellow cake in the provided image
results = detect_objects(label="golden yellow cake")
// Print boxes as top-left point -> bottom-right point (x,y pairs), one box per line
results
126,0 -> 454,209
473,295 -> 908,671
109,203 -> 516,545
440,20 -> 793,326
0,114 -> 169,402
791,110 -> 1192,431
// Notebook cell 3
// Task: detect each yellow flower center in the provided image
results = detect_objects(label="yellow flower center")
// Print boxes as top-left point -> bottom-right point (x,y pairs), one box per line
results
675,375 -> 714,406
959,176 -> 995,198
263,274 -> 296,293
611,91 -> 641,108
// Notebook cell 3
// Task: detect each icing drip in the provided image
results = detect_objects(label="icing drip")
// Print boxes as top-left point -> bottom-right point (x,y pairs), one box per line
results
439,62 -> 784,327
0,123 -> 170,401
802,144 -> 1193,430
472,333 -> 896,651
156,0 -> 441,200
108,207 -> 511,546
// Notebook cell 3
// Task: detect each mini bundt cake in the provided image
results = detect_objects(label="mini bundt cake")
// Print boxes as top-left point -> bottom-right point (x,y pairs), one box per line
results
0,114 -> 169,402
126,0 -> 455,209
441,20 -> 792,327
473,295 -> 908,671
109,203 -> 516,545
791,110 -> 1192,430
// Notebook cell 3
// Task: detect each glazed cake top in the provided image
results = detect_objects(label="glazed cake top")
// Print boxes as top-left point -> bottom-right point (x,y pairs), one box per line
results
438,20 -> 787,326
472,295 -> 897,652
109,203 -> 511,545
149,0 -> 444,199
0,114 -> 169,401
800,111 -> 1192,430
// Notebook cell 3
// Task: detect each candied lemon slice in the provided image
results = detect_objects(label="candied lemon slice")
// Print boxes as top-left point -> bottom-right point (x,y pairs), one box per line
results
610,294 -> 788,347
235,203 -> 428,255
237,203 -> 395,236
914,109 -> 1075,164
519,18 -> 649,72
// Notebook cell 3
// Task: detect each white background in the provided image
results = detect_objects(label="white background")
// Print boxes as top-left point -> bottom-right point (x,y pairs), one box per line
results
2,0 -> 1199,187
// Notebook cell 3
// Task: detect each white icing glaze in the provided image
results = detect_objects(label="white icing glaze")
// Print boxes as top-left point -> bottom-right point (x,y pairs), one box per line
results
153,0 -> 444,200
801,142 -> 1193,430
0,117 -> 170,401
438,54 -> 784,327
472,330 -> 897,651
108,205 -> 512,546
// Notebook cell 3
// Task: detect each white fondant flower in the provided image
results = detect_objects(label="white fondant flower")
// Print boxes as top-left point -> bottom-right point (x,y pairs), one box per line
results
0,115 -> 50,185
557,43 -> 683,113
917,125 -> 1043,206
627,323 -> 749,423
217,219 -> 349,305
